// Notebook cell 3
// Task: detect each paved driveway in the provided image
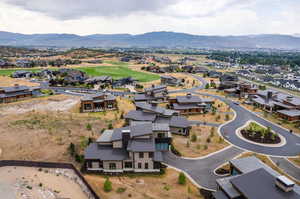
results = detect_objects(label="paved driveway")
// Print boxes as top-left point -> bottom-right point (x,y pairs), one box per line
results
162,146 -> 243,190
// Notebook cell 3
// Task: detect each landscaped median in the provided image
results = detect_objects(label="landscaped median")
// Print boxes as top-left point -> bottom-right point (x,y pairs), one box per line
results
236,121 -> 286,147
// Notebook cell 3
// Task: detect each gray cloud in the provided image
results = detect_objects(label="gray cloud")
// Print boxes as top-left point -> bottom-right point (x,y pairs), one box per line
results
2,0 -> 179,20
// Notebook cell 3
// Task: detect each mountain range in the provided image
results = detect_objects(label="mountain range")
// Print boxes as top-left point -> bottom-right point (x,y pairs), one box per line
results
1,31 -> 300,50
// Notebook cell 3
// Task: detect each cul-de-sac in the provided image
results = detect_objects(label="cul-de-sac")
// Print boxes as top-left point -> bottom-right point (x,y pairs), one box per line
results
1,1 -> 300,198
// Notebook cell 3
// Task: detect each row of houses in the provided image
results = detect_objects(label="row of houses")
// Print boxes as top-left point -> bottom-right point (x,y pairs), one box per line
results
221,78 -> 300,121
251,89 -> 300,121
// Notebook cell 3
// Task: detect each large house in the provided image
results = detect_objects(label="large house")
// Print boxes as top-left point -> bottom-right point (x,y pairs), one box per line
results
125,102 -> 192,136
213,156 -> 300,199
0,85 -> 41,103
80,93 -> 117,113
224,82 -> 258,98
134,85 -> 169,103
219,74 -> 239,90
251,89 -> 300,121
160,75 -> 183,86
168,93 -> 214,114
84,122 -> 170,173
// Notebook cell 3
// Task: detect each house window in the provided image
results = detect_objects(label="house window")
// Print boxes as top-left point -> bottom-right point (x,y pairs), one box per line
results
91,162 -> 100,168
139,152 -> 144,158
158,133 -> 165,138
125,162 -> 132,168
109,163 -> 116,170
84,104 -> 92,110
145,163 -> 149,169
138,163 -> 142,169
149,152 -> 154,158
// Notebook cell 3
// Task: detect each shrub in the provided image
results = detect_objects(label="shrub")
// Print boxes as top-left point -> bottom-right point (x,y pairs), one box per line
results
108,123 -> 113,129
178,172 -> 186,185
68,143 -> 75,156
171,144 -> 182,156
116,187 -> 126,193
196,144 -> 201,150
225,114 -> 230,121
190,134 -> 197,142
104,178 -> 112,192
218,137 -> 224,143
205,84 -> 210,89
86,123 -> 92,131
206,137 -> 211,143
101,128 -> 106,133
186,141 -> 190,148
203,145 -> 208,150
75,154 -> 84,163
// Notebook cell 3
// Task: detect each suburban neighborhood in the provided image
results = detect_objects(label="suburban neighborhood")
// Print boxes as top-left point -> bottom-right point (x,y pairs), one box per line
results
1,1 -> 300,198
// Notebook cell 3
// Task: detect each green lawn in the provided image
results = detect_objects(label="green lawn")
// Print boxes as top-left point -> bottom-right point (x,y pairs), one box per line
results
246,122 -> 267,132
0,61 -> 159,82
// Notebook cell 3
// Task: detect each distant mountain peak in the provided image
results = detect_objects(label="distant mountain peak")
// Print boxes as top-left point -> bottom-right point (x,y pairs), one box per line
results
1,30 -> 300,49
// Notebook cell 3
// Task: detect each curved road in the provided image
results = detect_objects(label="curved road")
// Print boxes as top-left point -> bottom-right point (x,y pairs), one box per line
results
174,75 -> 300,157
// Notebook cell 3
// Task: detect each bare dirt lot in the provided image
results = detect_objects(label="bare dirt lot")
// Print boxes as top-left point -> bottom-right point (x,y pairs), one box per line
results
0,76 -> 39,87
85,169 -> 204,199
0,166 -> 89,199
0,95 -> 80,116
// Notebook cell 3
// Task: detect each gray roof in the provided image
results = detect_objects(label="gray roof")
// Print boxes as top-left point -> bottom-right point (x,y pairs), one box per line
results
277,109 -> 300,117
176,95 -> 203,103
81,93 -> 116,102
144,85 -> 167,93
125,110 -> 156,122
169,116 -> 191,128
152,123 -> 170,131
111,123 -> 153,141
134,94 -> 163,101
216,175 -> 241,198
96,130 -> 113,143
230,156 -> 278,176
84,143 -> 128,161
135,102 -> 178,116
230,168 -> 300,199
173,103 -> 206,110
130,121 -> 169,131
212,190 -> 230,199
155,116 -> 191,128
127,138 -> 155,152
0,85 -> 29,93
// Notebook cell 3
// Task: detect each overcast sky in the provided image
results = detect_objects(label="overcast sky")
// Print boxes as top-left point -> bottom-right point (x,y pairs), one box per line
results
0,0 -> 299,36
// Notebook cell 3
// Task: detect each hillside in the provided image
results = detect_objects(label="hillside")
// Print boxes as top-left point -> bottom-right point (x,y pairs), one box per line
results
1,31 -> 300,49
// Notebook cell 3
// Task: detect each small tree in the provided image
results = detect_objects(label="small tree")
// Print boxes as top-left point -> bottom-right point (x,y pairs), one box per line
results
191,134 -> 197,142
86,123 -> 92,131
108,123 -> 113,129
186,141 -> 190,148
68,142 -> 75,156
104,178 -> 112,192
178,172 -> 186,185
206,137 -> 211,143
225,114 -> 230,121
205,84 -> 210,89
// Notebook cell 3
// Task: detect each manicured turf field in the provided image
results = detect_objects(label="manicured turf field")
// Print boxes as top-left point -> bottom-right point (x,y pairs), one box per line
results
0,61 -> 159,82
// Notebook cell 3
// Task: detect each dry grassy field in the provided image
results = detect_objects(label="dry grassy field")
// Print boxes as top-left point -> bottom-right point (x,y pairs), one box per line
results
85,169 -> 203,199
172,125 -> 229,158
